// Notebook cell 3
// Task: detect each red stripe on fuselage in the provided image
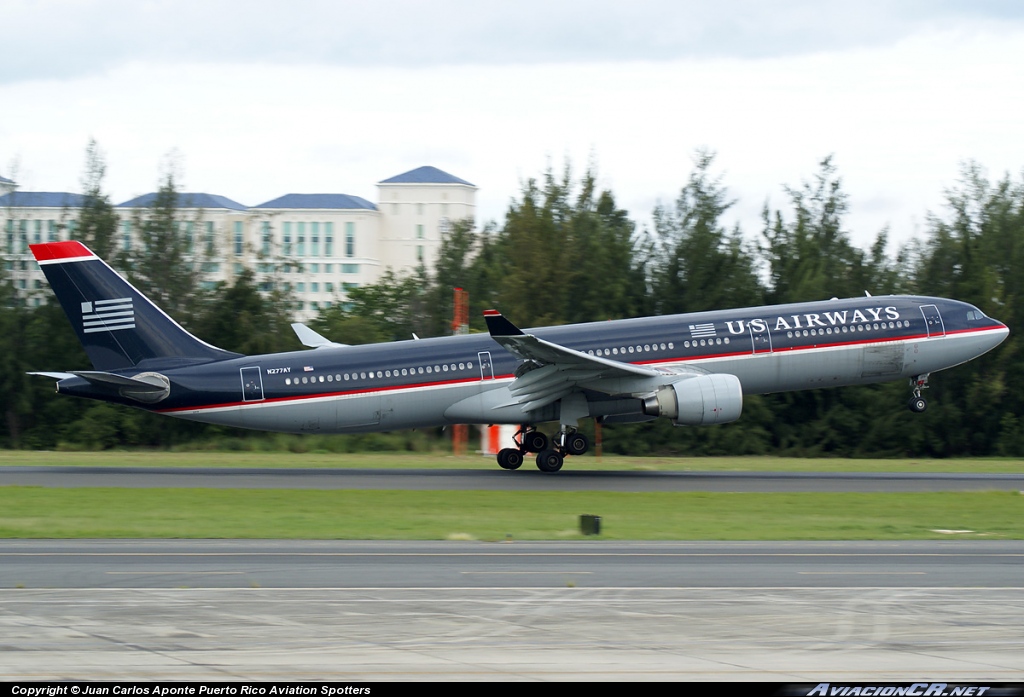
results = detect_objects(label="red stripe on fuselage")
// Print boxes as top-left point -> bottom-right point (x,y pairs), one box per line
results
156,324 -> 1007,414
155,375 -> 488,414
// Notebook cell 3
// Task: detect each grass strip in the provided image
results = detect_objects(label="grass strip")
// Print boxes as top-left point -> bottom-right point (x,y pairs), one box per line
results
2,451 -> 1023,473
1,488 -> 1021,540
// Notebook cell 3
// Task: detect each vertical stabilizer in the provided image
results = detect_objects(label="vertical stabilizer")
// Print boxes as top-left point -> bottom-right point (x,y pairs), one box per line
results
31,241 -> 241,370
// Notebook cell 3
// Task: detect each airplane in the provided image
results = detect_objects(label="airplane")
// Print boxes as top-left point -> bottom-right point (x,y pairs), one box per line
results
28,240 -> 1009,472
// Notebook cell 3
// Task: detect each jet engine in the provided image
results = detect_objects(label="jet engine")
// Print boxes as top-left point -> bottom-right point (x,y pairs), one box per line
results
641,373 -> 743,426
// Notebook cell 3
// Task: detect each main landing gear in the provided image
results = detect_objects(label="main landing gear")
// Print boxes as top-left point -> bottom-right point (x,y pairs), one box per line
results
496,425 -> 590,473
908,374 -> 930,413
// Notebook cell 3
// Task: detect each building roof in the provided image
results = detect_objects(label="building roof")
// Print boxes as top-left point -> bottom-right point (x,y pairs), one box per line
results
116,192 -> 248,210
0,191 -> 86,208
379,166 -> 474,186
252,193 -> 378,210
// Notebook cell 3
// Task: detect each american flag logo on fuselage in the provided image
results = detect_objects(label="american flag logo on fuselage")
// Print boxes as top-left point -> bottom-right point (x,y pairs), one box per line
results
81,298 -> 135,334
689,322 -> 717,338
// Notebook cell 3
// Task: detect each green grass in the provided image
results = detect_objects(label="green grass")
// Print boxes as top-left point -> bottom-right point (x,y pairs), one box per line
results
1,450 -> 1023,473
0,487 -> 1021,540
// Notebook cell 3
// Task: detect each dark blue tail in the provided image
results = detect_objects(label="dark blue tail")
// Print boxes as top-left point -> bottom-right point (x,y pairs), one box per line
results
31,241 -> 241,371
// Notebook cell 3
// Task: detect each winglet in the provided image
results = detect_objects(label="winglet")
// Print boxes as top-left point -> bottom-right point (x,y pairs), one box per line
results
484,310 -> 524,337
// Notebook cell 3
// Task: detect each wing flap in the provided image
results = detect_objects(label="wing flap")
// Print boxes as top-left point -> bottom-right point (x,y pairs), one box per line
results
485,310 -> 665,411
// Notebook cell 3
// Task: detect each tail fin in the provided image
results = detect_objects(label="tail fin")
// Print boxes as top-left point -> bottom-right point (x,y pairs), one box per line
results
31,241 -> 241,370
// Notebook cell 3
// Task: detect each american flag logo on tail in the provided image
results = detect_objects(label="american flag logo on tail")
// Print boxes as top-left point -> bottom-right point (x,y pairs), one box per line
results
81,298 -> 135,334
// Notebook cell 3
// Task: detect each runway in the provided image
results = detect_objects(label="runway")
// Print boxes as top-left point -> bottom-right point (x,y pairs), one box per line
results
3,465 -> 1024,491
3,467 -> 1023,681
1,540 -> 1023,680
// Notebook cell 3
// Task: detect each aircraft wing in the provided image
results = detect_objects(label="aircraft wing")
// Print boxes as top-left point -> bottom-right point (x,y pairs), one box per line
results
484,310 -> 670,412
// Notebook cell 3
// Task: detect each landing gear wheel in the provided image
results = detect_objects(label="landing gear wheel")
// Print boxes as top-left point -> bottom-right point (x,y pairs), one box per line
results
564,432 -> 589,456
908,374 -> 930,413
536,449 -> 564,473
522,430 -> 549,453
497,448 -> 524,470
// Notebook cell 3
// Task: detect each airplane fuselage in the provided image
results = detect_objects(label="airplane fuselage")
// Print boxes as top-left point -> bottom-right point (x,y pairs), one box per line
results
55,294 -> 1009,434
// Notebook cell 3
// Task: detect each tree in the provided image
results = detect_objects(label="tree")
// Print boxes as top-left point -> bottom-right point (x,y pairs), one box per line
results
120,163 -> 204,326
77,139 -> 119,258
495,162 -> 646,327
311,269 -> 427,344
906,162 -> 1024,455
651,150 -> 762,314
193,269 -> 298,355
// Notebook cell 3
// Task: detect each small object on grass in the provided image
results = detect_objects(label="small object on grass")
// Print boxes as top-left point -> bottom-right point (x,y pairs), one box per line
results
580,514 -> 601,536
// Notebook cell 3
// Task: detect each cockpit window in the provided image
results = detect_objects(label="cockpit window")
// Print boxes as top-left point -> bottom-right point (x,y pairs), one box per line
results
966,309 -> 987,321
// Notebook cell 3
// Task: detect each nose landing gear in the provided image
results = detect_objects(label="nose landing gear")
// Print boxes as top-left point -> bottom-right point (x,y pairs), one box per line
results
908,374 -> 930,413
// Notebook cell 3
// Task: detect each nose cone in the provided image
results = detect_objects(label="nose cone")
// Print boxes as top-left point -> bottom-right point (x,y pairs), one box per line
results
982,318 -> 1010,353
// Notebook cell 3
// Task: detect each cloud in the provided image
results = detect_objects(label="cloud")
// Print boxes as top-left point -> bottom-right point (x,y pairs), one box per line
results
3,0 -> 1023,84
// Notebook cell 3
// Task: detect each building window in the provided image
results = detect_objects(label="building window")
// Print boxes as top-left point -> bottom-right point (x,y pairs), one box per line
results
261,221 -> 272,255
345,222 -> 355,257
297,222 -> 306,256
417,245 -> 424,262
297,282 -> 306,293
47,220 -> 58,242
324,264 -> 332,273
234,221 -> 243,256
5,219 -> 13,252
311,282 -> 319,292
33,220 -> 42,244
416,224 -> 424,240
309,263 -> 319,273
233,263 -> 244,274
283,222 -> 292,255
341,264 -> 359,274
324,222 -> 333,256
311,222 -> 319,257
205,221 -> 215,255
325,282 -> 334,292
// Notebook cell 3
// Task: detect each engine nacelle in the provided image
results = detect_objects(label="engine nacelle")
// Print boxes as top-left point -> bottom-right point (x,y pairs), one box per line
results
641,373 -> 743,426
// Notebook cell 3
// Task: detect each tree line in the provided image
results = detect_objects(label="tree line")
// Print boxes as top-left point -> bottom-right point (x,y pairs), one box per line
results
2,145 -> 1022,457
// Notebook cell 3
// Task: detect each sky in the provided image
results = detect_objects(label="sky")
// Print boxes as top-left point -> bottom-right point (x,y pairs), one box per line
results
3,0 -> 1023,252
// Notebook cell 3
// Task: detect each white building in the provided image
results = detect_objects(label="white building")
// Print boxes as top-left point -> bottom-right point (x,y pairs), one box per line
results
0,166 -> 477,320
1,191 -> 87,306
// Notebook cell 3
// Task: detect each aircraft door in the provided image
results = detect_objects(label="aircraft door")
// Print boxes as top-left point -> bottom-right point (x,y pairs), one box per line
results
920,304 -> 945,337
749,320 -> 772,354
478,351 -> 494,380
240,366 -> 264,401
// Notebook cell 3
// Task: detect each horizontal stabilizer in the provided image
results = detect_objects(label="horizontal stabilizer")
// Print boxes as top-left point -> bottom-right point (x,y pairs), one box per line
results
27,371 -> 77,380
72,371 -> 168,392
